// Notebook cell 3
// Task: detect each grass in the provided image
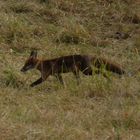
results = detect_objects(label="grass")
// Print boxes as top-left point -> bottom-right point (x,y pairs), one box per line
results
0,0 -> 140,139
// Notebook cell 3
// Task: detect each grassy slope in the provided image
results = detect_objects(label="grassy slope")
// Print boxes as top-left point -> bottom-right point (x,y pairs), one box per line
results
0,0 -> 140,139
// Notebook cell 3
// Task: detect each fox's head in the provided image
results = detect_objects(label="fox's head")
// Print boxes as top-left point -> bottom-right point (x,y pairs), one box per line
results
21,50 -> 38,72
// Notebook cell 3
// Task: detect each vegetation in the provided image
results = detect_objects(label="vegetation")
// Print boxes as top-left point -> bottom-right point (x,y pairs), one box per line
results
0,0 -> 140,139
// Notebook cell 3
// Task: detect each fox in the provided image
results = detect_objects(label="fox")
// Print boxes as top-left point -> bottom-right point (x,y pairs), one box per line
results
20,50 -> 125,87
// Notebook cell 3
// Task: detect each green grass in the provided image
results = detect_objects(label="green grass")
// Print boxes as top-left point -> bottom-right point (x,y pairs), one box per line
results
0,0 -> 140,139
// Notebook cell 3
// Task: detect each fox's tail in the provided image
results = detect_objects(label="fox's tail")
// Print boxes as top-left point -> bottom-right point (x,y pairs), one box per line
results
91,56 -> 125,75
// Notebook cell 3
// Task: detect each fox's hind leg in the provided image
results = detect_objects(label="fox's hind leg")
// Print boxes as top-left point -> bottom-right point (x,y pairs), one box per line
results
82,67 -> 92,75
94,69 -> 111,80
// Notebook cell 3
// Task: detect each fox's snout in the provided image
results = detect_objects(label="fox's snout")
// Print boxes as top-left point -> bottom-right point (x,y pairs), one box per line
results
20,65 -> 30,72
20,67 -> 26,72
20,64 -> 34,72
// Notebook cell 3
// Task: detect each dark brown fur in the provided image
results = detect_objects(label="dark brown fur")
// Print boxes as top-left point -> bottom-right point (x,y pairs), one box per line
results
21,51 -> 125,87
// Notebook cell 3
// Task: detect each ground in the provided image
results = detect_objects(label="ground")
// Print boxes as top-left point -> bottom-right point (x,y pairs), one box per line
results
0,0 -> 140,139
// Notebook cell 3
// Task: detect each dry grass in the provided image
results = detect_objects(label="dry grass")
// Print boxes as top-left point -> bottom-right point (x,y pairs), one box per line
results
0,0 -> 140,139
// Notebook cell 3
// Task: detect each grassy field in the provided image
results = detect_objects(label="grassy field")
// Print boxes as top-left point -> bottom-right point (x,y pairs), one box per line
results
0,0 -> 140,139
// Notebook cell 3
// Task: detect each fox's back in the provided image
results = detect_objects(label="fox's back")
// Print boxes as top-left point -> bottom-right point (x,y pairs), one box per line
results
47,54 -> 87,65
43,55 -> 90,73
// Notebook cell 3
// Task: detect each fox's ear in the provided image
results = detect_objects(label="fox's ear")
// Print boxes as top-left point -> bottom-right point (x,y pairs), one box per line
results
30,50 -> 37,58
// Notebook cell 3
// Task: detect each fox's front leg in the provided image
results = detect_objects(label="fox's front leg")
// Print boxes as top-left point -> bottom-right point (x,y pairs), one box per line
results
30,72 -> 50,87
55,74 -> 64,85
30,77 -> 43,87
73,70 -> 80,85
